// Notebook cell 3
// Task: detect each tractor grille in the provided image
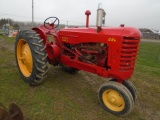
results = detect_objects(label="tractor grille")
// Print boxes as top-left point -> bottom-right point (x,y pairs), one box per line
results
119,37 -> 140,71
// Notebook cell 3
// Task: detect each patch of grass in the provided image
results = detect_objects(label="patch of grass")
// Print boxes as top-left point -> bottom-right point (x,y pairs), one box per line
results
0,36 -> 160,120
137,42 -> 160,68
0,35 -> 15,42
136,42 -> 160,78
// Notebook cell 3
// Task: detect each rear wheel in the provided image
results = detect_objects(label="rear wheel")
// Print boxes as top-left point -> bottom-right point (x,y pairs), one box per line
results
60,63 -> 78,74
15,30 -> 48,85
98,81 -> 134,116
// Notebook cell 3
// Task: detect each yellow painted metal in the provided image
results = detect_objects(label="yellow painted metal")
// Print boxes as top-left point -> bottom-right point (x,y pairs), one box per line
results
17,39 -> 33,77
102,89 -> 125,112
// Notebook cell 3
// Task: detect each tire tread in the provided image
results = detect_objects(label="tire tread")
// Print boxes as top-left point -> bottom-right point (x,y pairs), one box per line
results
15,30 -> 48,85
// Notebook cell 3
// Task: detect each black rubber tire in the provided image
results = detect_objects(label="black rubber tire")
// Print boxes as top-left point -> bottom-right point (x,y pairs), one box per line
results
98,81 -> 134,116
110,79 -> 137,102
123,80 -> 137,102
15,30 -> 48,85
60,63 -> 78,74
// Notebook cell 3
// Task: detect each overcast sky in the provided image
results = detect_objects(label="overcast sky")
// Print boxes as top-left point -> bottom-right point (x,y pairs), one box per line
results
0,0 -> 160,30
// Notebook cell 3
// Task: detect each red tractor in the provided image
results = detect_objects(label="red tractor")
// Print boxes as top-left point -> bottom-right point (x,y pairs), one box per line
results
15,7 -> 141,116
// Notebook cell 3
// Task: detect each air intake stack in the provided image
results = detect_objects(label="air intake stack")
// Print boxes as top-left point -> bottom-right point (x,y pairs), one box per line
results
85,10 -> 91,28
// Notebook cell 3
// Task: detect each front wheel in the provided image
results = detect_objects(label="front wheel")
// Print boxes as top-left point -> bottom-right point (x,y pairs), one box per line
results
98,81 -> 134,116
110,79 -> 137,102
123,80 -> 137,102
15,30 -> 48,85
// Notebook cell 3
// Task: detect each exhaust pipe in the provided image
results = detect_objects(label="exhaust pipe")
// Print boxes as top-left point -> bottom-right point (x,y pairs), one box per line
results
96,3 -> 106,32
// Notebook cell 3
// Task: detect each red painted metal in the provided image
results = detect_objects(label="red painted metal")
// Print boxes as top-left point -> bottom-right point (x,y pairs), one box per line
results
46,45 -> 60,59
33,13 -> 141,83
85,10 -> 91,27
32,27 -> 47,45
58,27 -> 141,82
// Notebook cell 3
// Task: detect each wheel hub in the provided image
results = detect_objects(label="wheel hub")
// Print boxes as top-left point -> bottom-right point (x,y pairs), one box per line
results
21,45 -> 32,66
17,39 -> 33,77
111,97 -> 116,103
102,89 -> 125,111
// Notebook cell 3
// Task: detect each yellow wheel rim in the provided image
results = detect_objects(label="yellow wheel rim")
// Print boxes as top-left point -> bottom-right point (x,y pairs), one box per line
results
102,89 -> 125,112
17,39 -> 33,77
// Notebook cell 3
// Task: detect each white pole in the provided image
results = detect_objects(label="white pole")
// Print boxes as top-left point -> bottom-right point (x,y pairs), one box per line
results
32,0 -> 34,27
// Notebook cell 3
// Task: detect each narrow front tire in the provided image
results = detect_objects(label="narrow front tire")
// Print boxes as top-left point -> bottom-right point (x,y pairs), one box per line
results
98,81 -> 134,116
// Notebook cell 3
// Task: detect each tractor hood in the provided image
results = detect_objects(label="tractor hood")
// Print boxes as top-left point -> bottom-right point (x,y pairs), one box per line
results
58,27 -> 141,44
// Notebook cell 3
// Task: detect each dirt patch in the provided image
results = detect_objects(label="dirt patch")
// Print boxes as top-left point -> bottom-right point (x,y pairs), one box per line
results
0,37 -> 4,41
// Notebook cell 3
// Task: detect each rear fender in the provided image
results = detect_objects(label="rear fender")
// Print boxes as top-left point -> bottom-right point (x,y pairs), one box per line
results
32,27 -> 47,45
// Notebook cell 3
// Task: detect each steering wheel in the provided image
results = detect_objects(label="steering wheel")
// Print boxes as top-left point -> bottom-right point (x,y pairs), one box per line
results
44,17 -> 59,30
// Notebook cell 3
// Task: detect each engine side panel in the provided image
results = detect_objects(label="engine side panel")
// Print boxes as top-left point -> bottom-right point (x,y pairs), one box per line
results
58,27 -> 141,81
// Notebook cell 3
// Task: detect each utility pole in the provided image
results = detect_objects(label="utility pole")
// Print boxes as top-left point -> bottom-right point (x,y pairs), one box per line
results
7,18 -> 10,36
32,0 -> 34,27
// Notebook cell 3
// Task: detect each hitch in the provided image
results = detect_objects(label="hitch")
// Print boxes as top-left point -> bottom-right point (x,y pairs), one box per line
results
0,103 -> 24,120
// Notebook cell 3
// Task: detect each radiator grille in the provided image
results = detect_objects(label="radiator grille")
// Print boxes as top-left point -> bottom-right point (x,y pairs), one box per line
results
119,37 -> 140,71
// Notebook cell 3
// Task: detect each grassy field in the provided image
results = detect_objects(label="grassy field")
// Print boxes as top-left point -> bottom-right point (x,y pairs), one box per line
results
0,35 -> 160,120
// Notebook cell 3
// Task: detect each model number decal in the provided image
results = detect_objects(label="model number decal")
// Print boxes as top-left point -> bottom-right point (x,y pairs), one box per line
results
108,38 -> 116,42
62,37 -> 68,42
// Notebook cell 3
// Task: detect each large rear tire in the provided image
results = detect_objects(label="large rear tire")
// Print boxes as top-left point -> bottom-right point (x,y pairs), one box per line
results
15,30 -> 48,85
98,81 -> 134,116
60,63 -> 78,74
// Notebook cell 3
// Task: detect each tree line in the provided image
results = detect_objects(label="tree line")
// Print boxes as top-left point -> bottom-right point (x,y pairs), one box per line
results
0,18 -> 14,27
0,18 -> 40,29
0,18 -> 66,31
